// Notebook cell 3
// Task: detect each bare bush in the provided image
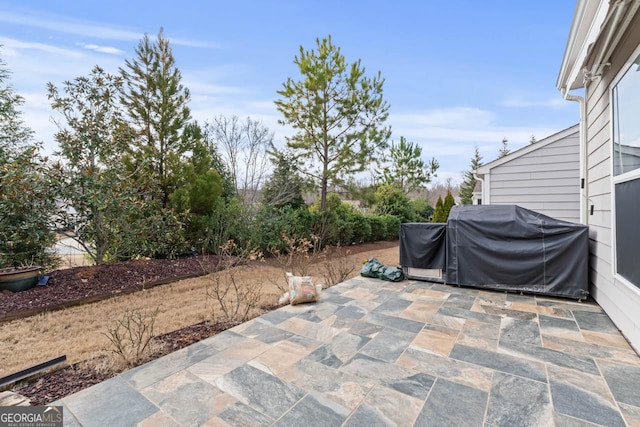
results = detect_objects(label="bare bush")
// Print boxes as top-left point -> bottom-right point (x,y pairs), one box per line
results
270,233 -> 318,293
103,306 -> 159,368
204,240 -> 264,323
320,246 -> 355,288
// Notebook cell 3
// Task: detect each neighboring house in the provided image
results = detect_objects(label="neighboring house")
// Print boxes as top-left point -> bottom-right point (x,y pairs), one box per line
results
557,0 -> 640,352
474,124 -> 580,222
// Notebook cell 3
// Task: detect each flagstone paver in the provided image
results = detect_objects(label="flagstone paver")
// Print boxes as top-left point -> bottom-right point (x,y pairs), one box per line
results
58,277 -> 640,426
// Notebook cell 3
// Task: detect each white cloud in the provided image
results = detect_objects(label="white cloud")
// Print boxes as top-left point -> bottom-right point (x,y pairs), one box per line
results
0,36 -> 82,57
76,43 -> 124,55
0,9 -> 214,48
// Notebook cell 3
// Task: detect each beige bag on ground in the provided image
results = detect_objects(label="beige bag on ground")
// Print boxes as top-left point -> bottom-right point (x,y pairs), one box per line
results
287,273 -> 318,305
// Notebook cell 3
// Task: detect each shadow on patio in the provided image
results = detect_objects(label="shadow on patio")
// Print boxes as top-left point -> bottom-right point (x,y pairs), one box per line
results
57,277 -> 640,426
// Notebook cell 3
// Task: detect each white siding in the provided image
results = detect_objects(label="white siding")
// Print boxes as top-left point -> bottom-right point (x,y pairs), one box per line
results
584,10 -> 640,353
487,133 -> 580,222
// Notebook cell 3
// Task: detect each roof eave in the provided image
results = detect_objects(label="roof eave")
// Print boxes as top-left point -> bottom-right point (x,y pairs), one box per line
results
557,0 -> 610,92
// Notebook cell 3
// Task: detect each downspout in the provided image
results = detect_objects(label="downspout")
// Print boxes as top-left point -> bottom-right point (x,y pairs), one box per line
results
562,89 -> 588,225
473,173 -> 484,205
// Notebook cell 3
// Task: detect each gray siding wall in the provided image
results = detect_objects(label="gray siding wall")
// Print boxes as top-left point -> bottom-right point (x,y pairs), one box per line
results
488,133 -> 580,222
584,10 -> 640,352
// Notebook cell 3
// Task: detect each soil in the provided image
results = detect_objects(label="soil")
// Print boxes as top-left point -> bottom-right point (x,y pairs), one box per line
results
0,255 -> 221,322
5,240 -> 399,405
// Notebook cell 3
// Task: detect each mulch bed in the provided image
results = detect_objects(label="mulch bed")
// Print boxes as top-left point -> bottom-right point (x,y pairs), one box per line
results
16,319 -> 242,405
5,240 -> 398,405
0,255 -> 221,322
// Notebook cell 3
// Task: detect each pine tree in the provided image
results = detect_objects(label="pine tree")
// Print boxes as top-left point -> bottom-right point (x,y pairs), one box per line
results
459,145 -> 483,205
120,29 -> 192,208
432,195 -> 444,222
498,137 -> 510,158
275,35 -> 391,211
380,136 -> 438,193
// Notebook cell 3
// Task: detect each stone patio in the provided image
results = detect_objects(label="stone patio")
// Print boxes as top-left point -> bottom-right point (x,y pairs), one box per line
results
55,277 -> 640,426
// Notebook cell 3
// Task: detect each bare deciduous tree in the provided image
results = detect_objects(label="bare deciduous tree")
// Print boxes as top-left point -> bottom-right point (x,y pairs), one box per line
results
205,115 -> 272,205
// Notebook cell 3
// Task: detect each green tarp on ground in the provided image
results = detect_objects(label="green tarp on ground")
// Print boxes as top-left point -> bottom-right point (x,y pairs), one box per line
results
360,257 -> 405,282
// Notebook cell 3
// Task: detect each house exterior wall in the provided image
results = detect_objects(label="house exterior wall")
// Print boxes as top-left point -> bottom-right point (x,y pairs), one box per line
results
485,131 -> 580,222
583,9 -> 640,352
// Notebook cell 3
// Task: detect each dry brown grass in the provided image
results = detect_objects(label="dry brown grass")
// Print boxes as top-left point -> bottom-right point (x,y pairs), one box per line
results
0,243 -> 399,376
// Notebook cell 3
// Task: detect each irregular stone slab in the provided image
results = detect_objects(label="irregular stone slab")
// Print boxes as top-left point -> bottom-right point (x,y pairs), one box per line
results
414,378 -> 487,427
438,306 -> 501,324
442,293 -> 477,310
141,370 -> 236,426
541,333 -> 640,367
215,364 -> 305,420
450,344 -> 546,383
137,410 -> 181,427
0,391 -> 30,406
278,317 -> 340,342
200,330 -> 246,350
582,330 -> 633,349
343,386 -> 423,427
486,372 -> 553,427
340,353 -> 434,399
372,296 -> 413,315
538,314 -> 583,341
361,312 -> 424,333
456,319 -> 500,350
619,402 -> 640,427
500,318 -> 541,345
259,309 -> 297,325
480,305 -> 538,321
62,376 -> 158,427
572,311 -> 619,334
274,393 -> 350,427
411,323 -> 458,356
122,341 -> 220,390
397,347 -> 493,392
550,379 -> 626,427
359,327 -> 417,362
234,319 -> 294,344
251,339 -> 318,376
307,331 -> 370,368
499,337 -> 599,375
218,401 -> 273,426
599,360 -> 640,407
281,358 -> 372,409
187,337 -> 270,382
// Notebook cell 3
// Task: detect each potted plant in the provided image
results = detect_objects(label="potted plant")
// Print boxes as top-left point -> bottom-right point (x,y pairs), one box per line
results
0,241 -> 40,292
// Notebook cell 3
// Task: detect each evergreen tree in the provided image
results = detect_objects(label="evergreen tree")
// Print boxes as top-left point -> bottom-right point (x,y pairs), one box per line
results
262,152 -> 306,209
498,137 -> 510,158
459,145 -> 483,205
120,29 -> 192,208
432,195 -> 444,222
443,190 -> 455,221
0,53 -> 58,268
380,136 -> 438,193
275,35 -> 391,211
48,66 -> 142,264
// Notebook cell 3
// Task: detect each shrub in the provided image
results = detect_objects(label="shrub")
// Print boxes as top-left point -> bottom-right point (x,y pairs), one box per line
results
373,184 -> 414,223
104,306 -> 159,368
368,215 -> 387,241
379,214 -> 401,240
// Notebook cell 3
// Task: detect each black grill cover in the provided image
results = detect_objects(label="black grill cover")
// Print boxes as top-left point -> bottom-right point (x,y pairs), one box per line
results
400,223 -> 446,269
445,205 -> 588,299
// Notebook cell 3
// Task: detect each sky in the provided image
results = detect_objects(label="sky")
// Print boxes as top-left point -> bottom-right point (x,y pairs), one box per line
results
0,0 -> 581,185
